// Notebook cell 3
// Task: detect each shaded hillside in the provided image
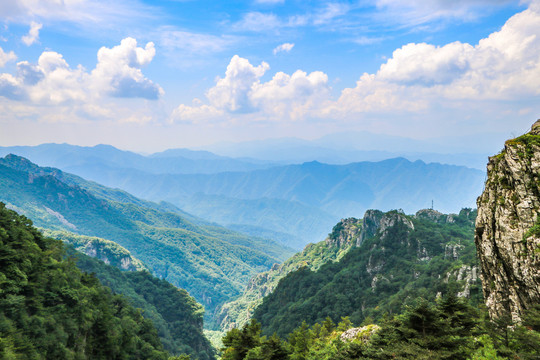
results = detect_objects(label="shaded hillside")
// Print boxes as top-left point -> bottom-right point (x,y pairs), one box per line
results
0,203 -> 170,359
217,217 -> 363,331
0,155 -> 293,324
69,247 -> 215,359
253,209 -> 481,337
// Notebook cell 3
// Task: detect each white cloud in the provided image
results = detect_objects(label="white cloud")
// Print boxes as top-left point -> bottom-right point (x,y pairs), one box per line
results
273,42 -> 294,55
172,55 -> 330,122
21,21 -> 42,46
176,2 -> 540,126
0,47 -> 17,67
91,37 -> 163,99
207,55 -> 270,113
0,37 -> 162,109
2,0 -> 156,33
374,0 -> 515,25
332,2 -> 540,116
160,29 -> 238,55
233,12 -> 282,32
313,3 -> 350,25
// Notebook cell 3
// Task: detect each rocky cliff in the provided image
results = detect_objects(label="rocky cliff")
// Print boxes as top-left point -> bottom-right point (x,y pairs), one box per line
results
475,120 -> 540,322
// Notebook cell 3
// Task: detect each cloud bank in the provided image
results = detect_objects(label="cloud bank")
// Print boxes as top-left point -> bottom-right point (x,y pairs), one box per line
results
174,2 -> 540,125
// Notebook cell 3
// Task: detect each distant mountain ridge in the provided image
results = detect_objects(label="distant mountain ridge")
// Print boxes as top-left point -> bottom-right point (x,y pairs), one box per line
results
1,144 -> 485,248
0,143 -> 275,175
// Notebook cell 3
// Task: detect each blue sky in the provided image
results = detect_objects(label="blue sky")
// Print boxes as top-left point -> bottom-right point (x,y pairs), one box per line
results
0,0 -> 539,153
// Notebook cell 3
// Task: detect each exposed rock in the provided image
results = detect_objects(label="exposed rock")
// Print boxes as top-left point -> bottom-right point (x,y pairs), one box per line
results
340,324 -> 381,343
359,210 -> 384,245
475,119 -> 540,322
378,211 -> 414,240
416,208 -> 446,223
444,243 -> 464,260
445,265 -> 479,298
326,217 -> 363,248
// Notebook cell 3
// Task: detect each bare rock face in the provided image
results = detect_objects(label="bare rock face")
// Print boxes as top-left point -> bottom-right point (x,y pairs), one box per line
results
475,119 -> 540,322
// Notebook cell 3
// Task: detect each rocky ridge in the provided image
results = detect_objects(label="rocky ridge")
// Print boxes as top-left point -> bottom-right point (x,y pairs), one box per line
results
475,119 -> 540,321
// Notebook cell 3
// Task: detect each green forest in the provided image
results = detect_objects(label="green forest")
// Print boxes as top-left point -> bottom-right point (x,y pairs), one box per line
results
221,297 -> 540,360
0,203 -> 174,359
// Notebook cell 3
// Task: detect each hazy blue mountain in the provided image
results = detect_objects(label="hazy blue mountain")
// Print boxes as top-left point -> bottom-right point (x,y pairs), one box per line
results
0,143 -> 275,175
0,154 -> 294,326
57,157 -> 484,245
201,132 -> 501,169
0,144 -> 485,248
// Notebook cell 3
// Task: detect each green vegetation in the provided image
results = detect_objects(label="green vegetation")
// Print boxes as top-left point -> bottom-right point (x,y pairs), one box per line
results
217,218 -> 361,331
220,296 -> 540,360
69,248 -> 215,359
0,202 -> 172,359
0,155 -> 294,326
253,209 -> 481,337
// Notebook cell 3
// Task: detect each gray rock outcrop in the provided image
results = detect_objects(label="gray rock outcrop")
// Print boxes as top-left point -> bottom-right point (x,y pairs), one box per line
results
475,119 -> 540,322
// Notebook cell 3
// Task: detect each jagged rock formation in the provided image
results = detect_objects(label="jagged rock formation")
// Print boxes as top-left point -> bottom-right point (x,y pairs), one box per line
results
475,119 -> 540,322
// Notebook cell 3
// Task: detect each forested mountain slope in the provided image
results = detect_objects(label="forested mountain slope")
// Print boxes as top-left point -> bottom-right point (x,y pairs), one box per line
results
252,209 -> 481,337
0,203 -> 171,359
68,246 -> 215,359
0,154 -> 293,324
217,217 -> 363,331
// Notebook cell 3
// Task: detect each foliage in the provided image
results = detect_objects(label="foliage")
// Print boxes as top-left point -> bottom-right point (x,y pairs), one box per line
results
220,297 -> 540,360
217,218 -> 359,331
69,246 -> 216,359
0,202 -> 171,359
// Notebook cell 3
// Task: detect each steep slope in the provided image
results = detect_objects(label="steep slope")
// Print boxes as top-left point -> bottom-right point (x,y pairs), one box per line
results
0,203 -> 170,359
0,155 -> 293,324
475,119 -> 540,322
252,209 -> 481,337
217,217 -> 363,331
68,247 -> 215,359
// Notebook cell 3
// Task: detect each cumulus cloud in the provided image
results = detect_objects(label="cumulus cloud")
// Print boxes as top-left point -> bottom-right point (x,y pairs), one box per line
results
92,37 -> 163,99
175,2 -> 540,125
207,55 -> 270,113
22,21 -> 42,46
273,43 -> 294,55
0,37 -> 162,106
172,55 -> 330,122
333,2 -> 540,115
0,47 -> 17,67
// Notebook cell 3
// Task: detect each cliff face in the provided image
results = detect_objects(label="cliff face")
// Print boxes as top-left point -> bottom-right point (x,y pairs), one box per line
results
475,120 -> 540,322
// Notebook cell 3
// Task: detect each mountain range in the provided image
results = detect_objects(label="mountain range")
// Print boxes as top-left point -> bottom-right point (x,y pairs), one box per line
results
0,154 -> 293,326
0,144 -> 485,248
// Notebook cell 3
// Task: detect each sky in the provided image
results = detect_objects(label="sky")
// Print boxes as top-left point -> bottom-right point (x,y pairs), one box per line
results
0,0 -> 539,154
